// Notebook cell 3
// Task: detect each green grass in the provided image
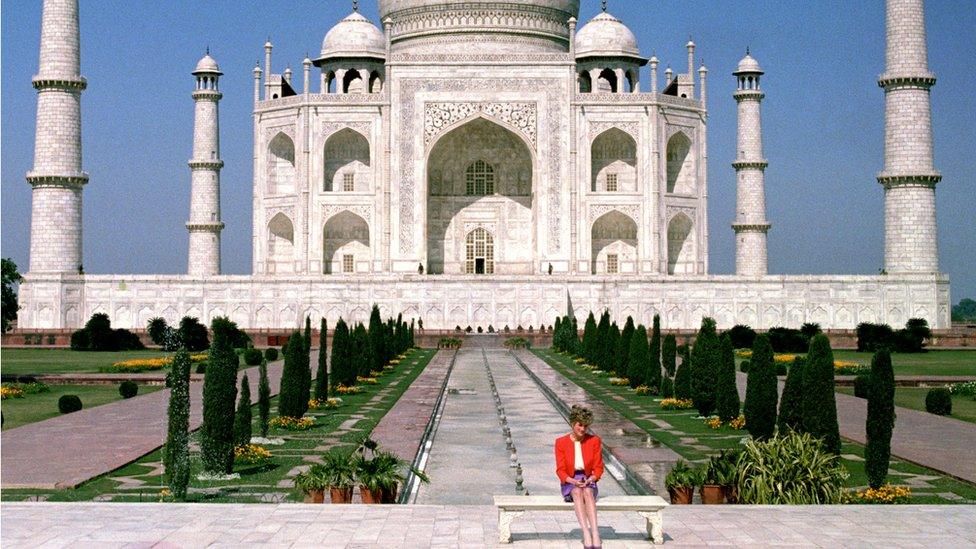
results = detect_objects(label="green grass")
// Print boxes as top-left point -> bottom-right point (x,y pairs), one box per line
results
1,383 -> 163,430
534,348 -> 976,504
837,386 -> 976,425
831,350 -> 976,377
0,348 -> 168,376
1,348 -> 437,503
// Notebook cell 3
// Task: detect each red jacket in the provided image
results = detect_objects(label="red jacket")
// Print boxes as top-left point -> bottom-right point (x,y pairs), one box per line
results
554,433 -> 604,484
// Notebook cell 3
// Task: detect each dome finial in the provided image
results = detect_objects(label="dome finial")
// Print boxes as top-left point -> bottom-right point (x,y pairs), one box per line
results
602,0 -> 607,12
353,0 -> 359,12
206,45 -> 210,55
746,46 -> 750,55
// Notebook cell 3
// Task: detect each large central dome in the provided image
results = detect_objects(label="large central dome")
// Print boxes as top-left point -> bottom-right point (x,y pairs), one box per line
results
379,0 -> 581,55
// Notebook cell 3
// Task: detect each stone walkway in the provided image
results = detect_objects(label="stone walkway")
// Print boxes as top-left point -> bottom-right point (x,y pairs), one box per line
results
735,372 -> 976,484
2,502 -> 974,547
1,358 -> 288,489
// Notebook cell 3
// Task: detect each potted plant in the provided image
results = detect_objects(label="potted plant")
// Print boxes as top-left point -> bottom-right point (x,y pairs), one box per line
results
354,435 -> 430,504
320,449 -> 357,504
699,460 -> 725,504
664,460 -> 696,504
714,449 -> 741,503
293,466 -> 327,503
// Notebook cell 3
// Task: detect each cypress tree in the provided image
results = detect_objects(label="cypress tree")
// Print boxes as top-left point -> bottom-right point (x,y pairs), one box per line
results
690,318 -> 719,417
277,330 -> 305,418
353,323 -> 372,379
803,334 -> 841,454
233,375 -> 252,448
674,345 -> 693,399
744,334 -> 777,439
299,317 -> 312,416
315,318 -> 329,401
570,316 -> 580,356
553,316 -> 563,351
396,313 -> 405,355
330,319 -> 352,389
715,334 -> 741,422
627,325 -> 649,388
201,320 -> 239,474
368,305 -> 385,371
165,348 -> 191,500
866,348 -> 895,488
595,311 -> 610,370
618,316 -> 635,377
581,312 -> 597,363
777,357 -> 805,433
409,319 -> 416,348
662,334 -> 677,378
648,315 -> 662,392
257,359 -> 270,437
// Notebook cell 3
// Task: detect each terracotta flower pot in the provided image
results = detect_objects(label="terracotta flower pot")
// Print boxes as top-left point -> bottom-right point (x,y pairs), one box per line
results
360,485 -> 383,504
381,483 -> 399,503
700,484 -> 725,504
330,486 -> 353,504
303,489 -> 325,504
724,484 -> 740,504
668,486 -> 694,504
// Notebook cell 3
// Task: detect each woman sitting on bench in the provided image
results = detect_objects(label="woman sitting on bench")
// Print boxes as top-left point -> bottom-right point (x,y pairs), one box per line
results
555,405 -> 604,549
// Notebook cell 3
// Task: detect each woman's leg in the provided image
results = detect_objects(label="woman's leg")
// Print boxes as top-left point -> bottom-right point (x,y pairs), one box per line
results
571,487 -> 592,547
582,487 -> 601,547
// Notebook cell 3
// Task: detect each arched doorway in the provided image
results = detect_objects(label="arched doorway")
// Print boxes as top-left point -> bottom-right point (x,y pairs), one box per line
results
268,133 -> 295,195
323,211 -> 370,274
667,213 -> 695,275
426,117 -> 533,275
591,210 -> 638,274
324,129 -> 370,192
267,212 -> 294,273
666,132 -> 694,195
464,228 -> 494,275
591,128 -> 637,192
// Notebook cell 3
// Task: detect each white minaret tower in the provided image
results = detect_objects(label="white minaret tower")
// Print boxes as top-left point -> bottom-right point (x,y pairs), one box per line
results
27,0 -> 87,274
879,0 -> 940,274
186,51 -> 224,276
731,51 -> 771,276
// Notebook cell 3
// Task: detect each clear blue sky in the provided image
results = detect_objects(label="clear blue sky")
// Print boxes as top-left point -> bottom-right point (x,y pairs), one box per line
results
2,1 -> 973,302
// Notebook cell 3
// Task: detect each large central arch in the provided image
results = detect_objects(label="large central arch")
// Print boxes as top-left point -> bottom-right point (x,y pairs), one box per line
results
425,117 -> 534,275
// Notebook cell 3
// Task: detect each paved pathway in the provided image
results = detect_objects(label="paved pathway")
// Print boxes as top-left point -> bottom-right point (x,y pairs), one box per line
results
735,372 -> 976,483
1,357 -> 289,489
2,502 -> 974,547
416,347 -> 625,505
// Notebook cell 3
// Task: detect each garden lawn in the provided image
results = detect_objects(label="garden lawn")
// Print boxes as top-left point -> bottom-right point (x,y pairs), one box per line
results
0,349 -> 166,376
534,348 -> 976,504
0,348 -> 437,503
1,383 -> 162,430
837,386 -> 976,425
831,350 -> 976,377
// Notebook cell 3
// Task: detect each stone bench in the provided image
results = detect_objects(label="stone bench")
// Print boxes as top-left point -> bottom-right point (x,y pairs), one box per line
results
493,495 -> 668,544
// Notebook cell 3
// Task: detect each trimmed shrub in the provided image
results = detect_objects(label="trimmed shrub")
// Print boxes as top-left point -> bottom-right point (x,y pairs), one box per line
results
315,317 -> 329,401
70,313 -> 144,351
802,335 -> 841,455
369,305 -> 386,372
352,323 -> 371,378
258,360 -> 271,437
925,388 -> 952,416
744,334 -> 777,440
767,327 -> 807,353
856,322 -> 894,352
648,315 -> 662,392
659,376 -> 674,399
737,431 -> 847,504
866,349 -> 895,489
674,345 -> 693,400
739,359 -> 751,373
278,331 -> 307,419
627,325 -> 650,390
200,319 -> 239,474
147,317 -> 169,346
165,349 -> 191,500
715,334 -> 741,422
853,374 -> 872,399
662,334 -> 677,378
179,316 -> 210,352
212,316 -> 251,350
777,357 -> 805,433
727,324 -> 756,350
617,317 -> 636,378
595,311 -> 611,372
58,394 -> 83,414
243,348 -> 263,366
233,375 -> 252,448
581,312 -> 598,363
300,317 -> 312,417
119,380 -> 139,399
690,318 -> 720,417
331,319 -> 353,389
606,323 -> 620,376
264,348 -> 278,361
895,318 -> 932,353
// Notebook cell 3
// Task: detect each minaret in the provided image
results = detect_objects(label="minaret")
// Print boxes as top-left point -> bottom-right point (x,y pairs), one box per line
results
186,52 -> 225,276
878,0 -> 940,273
731,51 -> 770,276
27,0 -> 88,274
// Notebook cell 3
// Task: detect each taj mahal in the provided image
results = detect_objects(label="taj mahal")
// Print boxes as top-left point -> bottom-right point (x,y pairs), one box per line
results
17,0 -> 950,331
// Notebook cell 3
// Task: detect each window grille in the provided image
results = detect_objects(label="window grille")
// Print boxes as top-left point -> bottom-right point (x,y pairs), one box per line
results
342,254 -> 354,273
465,160 -> 495,196
607,254 -> 619,274
343,172 -> 355,192
606,173 -> 618,192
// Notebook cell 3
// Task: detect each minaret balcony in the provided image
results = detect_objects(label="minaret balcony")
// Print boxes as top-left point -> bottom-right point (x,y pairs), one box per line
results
32,75 -> 87,91
877,72 -> 936,90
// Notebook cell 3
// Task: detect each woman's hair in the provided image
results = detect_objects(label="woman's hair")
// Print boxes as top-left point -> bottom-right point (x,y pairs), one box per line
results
568,405 -> 594,426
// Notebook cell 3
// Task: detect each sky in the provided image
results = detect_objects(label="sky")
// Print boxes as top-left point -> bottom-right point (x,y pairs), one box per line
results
1,1 -> 974,302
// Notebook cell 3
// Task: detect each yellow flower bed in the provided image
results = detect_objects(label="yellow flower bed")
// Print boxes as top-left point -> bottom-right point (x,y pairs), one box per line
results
573,357 -> 587,364
108,353 -> 208,372
369,370 -> 383,377
234,443 -> 272,463
729,415 -> 746,430
323,397 -> 342,409
634,385 -> 653,395
844,484 -> 911,504
356,376 -> 379,385
269,416 -> 315,431
735,349 -> 753,358
659,398 -> 694,410
388,359 -> 401,366
335,385 -> 363,395
704,415 -> 747,430
608,377 -> 630,386
1,386 -> 24,400
774,354 -> 799,363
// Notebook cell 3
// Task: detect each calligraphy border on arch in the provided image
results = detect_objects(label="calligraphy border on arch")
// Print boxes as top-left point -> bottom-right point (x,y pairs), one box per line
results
423,102 -> 537,149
